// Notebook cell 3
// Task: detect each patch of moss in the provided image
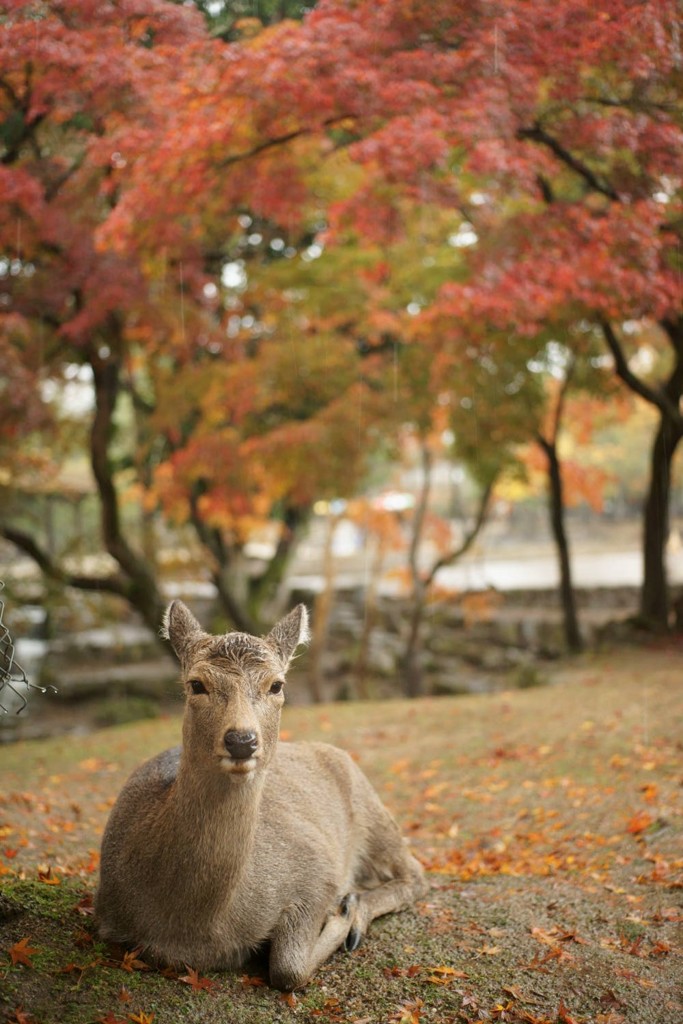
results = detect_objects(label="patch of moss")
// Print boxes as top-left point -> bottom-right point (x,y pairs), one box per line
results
0,877 -> 88,921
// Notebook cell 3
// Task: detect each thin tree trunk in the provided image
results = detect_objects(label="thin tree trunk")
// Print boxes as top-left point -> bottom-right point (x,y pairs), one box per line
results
402,444 -> 433,699
308,512 -> 340,703
535,353 -> 582,652
402,443 -> 495,698
640,415 -> 682,628
537,435 -> 582,652
354,538 -> 386,700
3,346 -> 169,649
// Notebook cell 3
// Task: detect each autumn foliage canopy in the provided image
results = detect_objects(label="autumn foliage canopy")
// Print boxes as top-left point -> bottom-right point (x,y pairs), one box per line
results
1,0 -> 681,630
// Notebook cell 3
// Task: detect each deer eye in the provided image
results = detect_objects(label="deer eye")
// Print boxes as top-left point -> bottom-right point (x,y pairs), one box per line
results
269,680 -> 284,696
189,678 -> 208,696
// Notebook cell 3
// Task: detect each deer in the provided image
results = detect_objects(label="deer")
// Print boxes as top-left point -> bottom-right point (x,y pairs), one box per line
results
95,601 -> 426,991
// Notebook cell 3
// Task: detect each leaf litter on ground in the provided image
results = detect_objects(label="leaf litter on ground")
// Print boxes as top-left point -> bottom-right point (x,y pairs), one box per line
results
0,647 -> 681,1023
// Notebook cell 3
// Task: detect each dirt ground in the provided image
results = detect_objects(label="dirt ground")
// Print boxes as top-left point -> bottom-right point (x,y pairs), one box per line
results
0,644 -> 681,1024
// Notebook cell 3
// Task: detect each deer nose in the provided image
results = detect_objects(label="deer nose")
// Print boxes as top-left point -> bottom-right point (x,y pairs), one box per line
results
223,730 -> 259,760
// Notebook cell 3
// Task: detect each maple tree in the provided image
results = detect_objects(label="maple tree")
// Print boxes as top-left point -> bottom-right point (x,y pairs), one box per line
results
128,0 -> 679,626
0,0 -> 207,636
0,1 -> 375,636
3,0 -> 680,647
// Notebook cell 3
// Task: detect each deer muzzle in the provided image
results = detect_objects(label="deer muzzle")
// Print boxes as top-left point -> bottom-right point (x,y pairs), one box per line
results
223,730 -> 259,762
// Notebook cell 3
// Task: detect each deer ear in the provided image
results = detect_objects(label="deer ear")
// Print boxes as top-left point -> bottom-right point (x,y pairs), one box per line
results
266,604 -> 310,665
161,600 -> 204,658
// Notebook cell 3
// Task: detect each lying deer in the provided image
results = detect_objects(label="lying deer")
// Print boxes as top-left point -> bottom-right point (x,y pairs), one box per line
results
96,601 -> 426,990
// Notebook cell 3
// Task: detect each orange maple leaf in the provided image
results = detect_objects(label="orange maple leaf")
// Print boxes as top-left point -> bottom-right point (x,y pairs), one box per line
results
128,1013 -> 155,1024
557,999 -> 583,1024
9,938 -> 39,967
7,1008 -> 35,1024
120,947 -> 149,972
626,811 -> 653,835
37,865 -> 60,885
179,966 -> 219,993
240,974 -> 267,987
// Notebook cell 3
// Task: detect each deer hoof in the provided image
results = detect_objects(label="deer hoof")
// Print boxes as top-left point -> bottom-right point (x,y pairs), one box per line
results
339,893 -> 358,918
344,926 -> 362,952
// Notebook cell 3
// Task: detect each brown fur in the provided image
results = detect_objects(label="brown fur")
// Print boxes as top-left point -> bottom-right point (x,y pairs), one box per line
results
95,602 -> 426,990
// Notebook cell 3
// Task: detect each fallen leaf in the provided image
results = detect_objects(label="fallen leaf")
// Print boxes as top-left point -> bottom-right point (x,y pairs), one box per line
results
37,865 -> 60,885
74,927 -> 94,948
129,1013 -> 155,1024
389,998 -> 424,1024
558,1000 -> 583,1024
383,964 -> 422,978
626,811 -> 653,835
240,974 -> 267,987
7,1009 -> 35,1024
179,966 -> 219,993
8,938 -> 39,967
120,948 -> 149,972
76,894 -> 95,916
502,984 -> 525,1000
281,992 -> 298,1008
600,991 -> 626,1010
427,964 -> 465,977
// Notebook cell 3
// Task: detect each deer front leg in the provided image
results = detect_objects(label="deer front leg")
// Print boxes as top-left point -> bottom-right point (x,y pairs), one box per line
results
344,855 -> 428,951
268,897 -> 357,991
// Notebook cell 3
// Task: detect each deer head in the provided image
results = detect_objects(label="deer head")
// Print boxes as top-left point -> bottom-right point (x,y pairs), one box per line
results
162,601 -> 310,780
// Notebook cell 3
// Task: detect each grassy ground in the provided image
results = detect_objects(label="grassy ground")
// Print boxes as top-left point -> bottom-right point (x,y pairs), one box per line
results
0,645 -> 681,1024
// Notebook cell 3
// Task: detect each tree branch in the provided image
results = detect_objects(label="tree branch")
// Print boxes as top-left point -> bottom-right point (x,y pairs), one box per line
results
1,525 -> 131,597
218,115 -> 354,170
518,123 -> 619,202
600,319 -> 683,424
408,442 -> 433,592
426,475 -> 496,586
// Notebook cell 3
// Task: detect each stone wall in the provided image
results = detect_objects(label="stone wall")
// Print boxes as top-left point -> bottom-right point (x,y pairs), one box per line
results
285,584 -> 642,703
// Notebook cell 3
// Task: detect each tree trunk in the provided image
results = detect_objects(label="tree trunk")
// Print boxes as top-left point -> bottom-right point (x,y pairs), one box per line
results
89,346 -> 167,639
401,442 -> 496,698
640,414 -> 683,629
403,579 -> 427,700
307,512 -> 340,703
354,538 -> 386,700
402,444 -> 432,699
189,490 -> 307,635
602,317 -> 683,632
3,345 -> 169,650
537,436 -> 582,652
